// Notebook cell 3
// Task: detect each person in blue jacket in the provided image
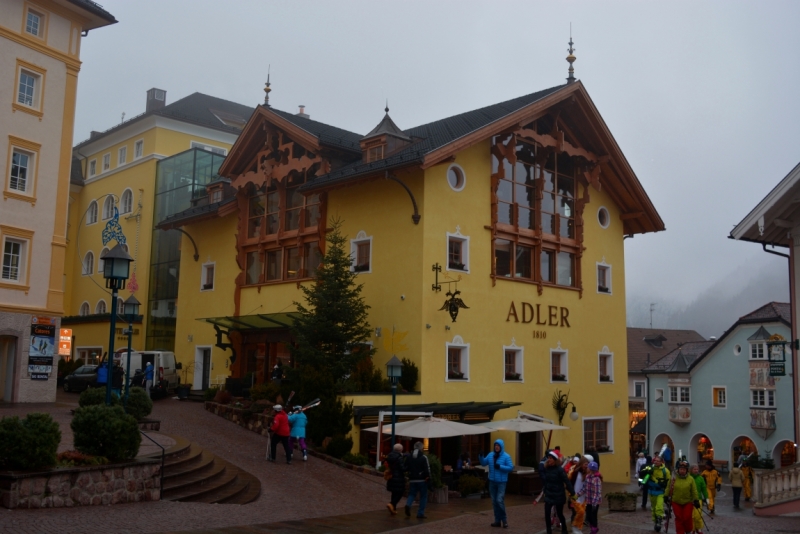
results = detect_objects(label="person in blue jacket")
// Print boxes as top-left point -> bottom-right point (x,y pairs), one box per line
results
144,362 -> 154,397
479,438 -> 514,528
287,406 -> 308,461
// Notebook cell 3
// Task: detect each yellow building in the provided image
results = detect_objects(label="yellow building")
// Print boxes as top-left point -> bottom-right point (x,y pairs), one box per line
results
0,0 -> 115,403
63,90 -> 252,365
165,76 -> 664,482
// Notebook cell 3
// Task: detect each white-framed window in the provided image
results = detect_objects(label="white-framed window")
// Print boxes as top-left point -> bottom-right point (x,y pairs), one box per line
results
102,196 -> 115,220
551,347 -> 568,382
118,146 -> 127,166
117,299 -> 124,316
14,60 -> 45,114
751,389 -> 775,408
201,262 -> 215,291
503,342 -> 523,382
120,189 -> 133,214
655,388 -> 664,402
583,417 -> 613,452
88,160 -> 97,177
598,349 -> 613,382
447,163 -> 466,192
102,153 -> 110,172
750,342 -> 766,359
712,386 -> 727,408
190,141 -> 227,155
82,251 -> 94,275
95,300 -> 106,314
669,386 -> 691,404
2,238 -> 26,282
597,260 -> 611,294
350,231 -> 372,273
445,336 -> 469,381
17,71 -> 37,106
9,148 -> 33,193
134,139 -> 144,159
634,381 -> 646,398
597,206 -> 610,229
24,7 -> 45,38
87,200 -> 98,224
446,228 -> 470,273
79,301 -> 90,316
98,247 -> 109,272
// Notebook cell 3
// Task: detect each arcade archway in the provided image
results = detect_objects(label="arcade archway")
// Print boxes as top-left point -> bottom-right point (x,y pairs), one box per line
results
689,433 -> 714,465
730,435 -> 758,466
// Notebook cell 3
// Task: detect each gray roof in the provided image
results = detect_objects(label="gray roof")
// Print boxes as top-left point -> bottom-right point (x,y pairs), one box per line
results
70,156 -> 84,186
739,302 -> 791,324
627,328 -> 706,373
268,107 -> 363,153
65,0 -> 116,26
298,84 -> 567,192
747,326 -> 772,341
362,112 -> 411,141
643,341 -> 714,373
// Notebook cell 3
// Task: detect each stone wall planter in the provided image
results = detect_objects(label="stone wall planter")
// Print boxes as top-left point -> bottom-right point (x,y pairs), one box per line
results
204,401 -> 274,436
0,458 -> 161,509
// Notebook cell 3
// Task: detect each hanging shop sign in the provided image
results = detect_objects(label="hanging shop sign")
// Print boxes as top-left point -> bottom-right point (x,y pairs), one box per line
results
29,316 -> 56,378
58,328 -> 72,356
767,334 -> 787,377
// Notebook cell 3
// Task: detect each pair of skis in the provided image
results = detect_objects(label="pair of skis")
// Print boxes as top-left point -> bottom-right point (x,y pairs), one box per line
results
265,393 -> 321,461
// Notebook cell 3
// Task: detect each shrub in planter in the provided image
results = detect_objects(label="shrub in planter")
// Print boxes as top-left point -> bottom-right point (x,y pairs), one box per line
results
79,386 -> 120,408
400,358 -> 419,392
125,387 -> 153,420
213,389 -> 233,405
0,413 -> 61,470
428,453 -> 444,489
342,452 -> 369,466
56,450 -> 109,467
203,387 -> 219,401
326,434 -> 353,459
458,474 -> 485,497
249,382 -> 281,402
71,405 -> 141,461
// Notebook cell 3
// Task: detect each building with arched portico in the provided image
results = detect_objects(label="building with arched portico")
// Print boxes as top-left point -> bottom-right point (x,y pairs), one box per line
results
645,302 -> 795,468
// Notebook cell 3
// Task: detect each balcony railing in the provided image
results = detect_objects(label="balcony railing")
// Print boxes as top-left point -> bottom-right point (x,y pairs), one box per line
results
754,463 -> 800,508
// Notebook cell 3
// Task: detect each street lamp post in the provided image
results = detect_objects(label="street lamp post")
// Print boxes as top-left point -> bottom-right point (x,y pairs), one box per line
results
100,244 -> 133,406
122,294 -> 140,410
386,356 -> 404,447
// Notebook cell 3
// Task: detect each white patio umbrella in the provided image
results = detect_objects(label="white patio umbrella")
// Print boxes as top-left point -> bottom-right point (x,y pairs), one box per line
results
362,416 -> 492,439
477,417 -> 569,433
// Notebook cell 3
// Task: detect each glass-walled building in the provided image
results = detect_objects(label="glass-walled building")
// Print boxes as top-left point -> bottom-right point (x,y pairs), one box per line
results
147,148 -> 226,350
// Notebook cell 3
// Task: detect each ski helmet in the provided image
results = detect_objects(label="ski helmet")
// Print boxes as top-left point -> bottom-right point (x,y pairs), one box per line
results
273,404 -> 283,411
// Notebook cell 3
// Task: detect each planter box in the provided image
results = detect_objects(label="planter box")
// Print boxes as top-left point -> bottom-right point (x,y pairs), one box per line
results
0,458 -> 161,509
429,486 -> 449,504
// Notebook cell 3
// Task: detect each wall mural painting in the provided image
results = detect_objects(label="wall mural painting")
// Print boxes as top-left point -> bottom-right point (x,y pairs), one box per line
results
749,361 -> 776,387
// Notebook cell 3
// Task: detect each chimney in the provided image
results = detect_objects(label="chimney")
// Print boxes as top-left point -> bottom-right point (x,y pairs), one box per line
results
709,336 -> 717,341
146,88 -> 167,113
89,131 -> 102,140
296,105 -> 309,119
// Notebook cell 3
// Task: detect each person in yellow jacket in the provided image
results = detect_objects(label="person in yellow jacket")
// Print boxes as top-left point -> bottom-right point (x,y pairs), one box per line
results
667,460 -> 700,534
690,465 -> 708,533
644,455 -> 671,532
701,461 -> 721,514
740,461 -> 753,501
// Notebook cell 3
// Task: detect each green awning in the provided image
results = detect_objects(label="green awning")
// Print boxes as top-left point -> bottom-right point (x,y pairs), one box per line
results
197,312 -> 301,331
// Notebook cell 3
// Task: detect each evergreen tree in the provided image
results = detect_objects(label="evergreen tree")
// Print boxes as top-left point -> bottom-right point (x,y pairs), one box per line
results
291,218 -> 375,380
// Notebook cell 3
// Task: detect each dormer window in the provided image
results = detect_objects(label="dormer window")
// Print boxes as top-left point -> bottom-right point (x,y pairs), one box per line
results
360,105 -> 411,162
644,334 -> 666,349
367,145 -> 384,162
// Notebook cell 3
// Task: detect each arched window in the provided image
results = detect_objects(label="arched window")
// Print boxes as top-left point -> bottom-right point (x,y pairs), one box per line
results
117,299 -> 125,315
98,247 -> 109,273
95,300 -> 107,314
83,251 -> 94,275
79,302 -> 90,316
102,196 -> 115,220
120,189 -> 133,214
87,201 -> 98,225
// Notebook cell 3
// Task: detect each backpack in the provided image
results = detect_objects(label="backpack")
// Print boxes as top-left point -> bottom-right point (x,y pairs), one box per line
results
383,460 -> 392,481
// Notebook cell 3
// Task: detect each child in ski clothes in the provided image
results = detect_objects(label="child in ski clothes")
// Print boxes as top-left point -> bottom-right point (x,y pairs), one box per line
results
667,461 -> 700,534
645,456 -> 671,531
701,461 -> 721,514
287,406 -> 308,461
583,462 -> 602,534
479,439 -> 514,528
690,465 -> 708,533
269,404 -> 292,464
570,458 -> 589,532
540,450 -> 575,534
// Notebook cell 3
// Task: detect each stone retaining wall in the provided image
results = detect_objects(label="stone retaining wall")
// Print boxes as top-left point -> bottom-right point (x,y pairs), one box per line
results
204,401 -> 273,436
0,459 -> 161,509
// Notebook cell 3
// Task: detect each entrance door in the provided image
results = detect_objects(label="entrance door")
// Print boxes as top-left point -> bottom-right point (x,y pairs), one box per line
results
0,336 -> 17,403
201,348 -> 211,390
193,347 -> 212,390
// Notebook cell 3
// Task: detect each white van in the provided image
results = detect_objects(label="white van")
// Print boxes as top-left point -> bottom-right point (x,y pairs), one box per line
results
115,349 -> 180,398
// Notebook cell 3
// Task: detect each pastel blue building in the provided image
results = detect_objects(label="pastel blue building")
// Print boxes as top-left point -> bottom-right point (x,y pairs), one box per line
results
644,302 -> 795,468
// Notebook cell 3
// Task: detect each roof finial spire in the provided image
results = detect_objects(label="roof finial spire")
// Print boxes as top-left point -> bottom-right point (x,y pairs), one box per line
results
264,65 -> 272,106
385,99 -> 389,114
566,25 -> 576,84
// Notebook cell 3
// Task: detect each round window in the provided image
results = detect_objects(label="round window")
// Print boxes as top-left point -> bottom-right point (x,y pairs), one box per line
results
734,344 -> 742,356
598,207 -> 610,228
447,165 -> 465,191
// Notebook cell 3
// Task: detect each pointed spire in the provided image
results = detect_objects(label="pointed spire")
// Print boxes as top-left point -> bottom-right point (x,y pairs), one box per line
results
361,102 -> 410,141
264,65 -> 272,106
566,25 -> 576,84
385,99 -> 389,114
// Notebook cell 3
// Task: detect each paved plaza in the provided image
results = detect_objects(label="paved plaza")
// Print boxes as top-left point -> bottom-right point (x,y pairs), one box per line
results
1,392 -> 799,533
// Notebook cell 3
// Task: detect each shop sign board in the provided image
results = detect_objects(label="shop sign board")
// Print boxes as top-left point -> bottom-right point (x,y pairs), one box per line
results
769,361 -> 786,376
59,328 -> 72,356
29,316 -> 56,378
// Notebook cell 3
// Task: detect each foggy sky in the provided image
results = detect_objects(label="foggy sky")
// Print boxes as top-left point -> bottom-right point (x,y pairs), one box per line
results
72,0 -> 800,313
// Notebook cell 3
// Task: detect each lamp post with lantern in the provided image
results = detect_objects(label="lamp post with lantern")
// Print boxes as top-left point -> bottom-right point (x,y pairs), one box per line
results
100,244 -> 133,406
122,294 -> 140,410
386,355 -> 404,447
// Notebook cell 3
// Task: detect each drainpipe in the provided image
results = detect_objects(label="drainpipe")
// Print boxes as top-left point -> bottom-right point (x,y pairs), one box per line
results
646,374 -> 650,454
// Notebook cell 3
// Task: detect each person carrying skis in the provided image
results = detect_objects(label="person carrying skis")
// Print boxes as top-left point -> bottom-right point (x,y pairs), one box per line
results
690,464 -> 708,533
287,405 -> 308,461
479,439 -> 514,528
701,461 -> 721,514
268,404 -> 292,464
666,460 -> 700,534
645,455 -> 671,532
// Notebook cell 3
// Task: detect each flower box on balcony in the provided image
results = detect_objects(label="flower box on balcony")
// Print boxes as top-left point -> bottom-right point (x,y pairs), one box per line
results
448,372 -> 465,380
552,374 -> 566,382
353,263 -> 370,272
599,375 -> 611,382
449,262 -> 466,271
505,373 -> 522,381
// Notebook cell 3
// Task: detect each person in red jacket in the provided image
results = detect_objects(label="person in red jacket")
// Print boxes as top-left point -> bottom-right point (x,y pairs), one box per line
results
269,404 -> 292,464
